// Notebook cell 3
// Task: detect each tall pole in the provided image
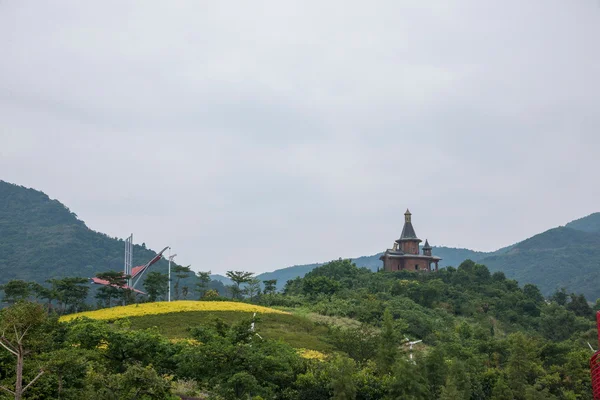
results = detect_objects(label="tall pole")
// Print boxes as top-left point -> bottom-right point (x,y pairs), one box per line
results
168,247 -> 171,302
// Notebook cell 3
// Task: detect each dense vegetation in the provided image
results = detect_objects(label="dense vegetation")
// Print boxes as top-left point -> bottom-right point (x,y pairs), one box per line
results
1,180 -> 600,398
1,259 -> 597,399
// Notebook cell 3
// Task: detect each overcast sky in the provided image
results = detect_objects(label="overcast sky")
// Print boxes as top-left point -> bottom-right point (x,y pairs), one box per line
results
1,1 -> 599,274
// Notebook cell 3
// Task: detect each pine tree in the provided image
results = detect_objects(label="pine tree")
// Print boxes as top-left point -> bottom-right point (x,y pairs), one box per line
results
376,308 -> 398,375
330,355 -> 357,400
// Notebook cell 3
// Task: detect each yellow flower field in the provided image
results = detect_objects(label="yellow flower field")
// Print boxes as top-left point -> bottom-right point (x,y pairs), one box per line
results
297,348 -> 327,361
60,300 -> 289,322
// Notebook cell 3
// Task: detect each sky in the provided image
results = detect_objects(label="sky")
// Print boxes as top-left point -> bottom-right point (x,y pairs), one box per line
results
1,1 -> 599,275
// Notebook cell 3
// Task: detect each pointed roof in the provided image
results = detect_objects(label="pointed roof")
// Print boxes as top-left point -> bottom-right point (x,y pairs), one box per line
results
399,221 -> 418,240
423,239 -> 431,250
396,209 -> 420,242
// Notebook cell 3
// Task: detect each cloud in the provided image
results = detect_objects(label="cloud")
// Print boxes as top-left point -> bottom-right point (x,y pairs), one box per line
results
1,0 -> 599,273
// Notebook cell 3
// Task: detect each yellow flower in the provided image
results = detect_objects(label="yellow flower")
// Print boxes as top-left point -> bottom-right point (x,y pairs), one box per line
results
59,301 -> 289,322
297,348 -> 327,361
170,338 -> 202,346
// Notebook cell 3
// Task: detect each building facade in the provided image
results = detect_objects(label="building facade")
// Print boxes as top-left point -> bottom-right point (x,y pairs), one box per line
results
380,209 -> 441,272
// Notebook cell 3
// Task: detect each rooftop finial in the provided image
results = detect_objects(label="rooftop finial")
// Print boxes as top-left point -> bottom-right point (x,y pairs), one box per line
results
405,209 -> 412,223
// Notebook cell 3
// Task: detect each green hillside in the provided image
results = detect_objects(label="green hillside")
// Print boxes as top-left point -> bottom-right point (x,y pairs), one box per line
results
0,180 -> 168,282
0,181 -> 225,297
566,212 -> 600,233
480,226 -> 600,299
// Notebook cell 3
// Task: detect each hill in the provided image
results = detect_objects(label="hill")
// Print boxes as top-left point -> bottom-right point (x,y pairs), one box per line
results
222,213 -> 600,300
211,247 -> 491,290
0,180 -> 225,296
3,179 -> 600,301
566,212 -> 600,233
61,300 -> 332,351
480,226 -> 600,299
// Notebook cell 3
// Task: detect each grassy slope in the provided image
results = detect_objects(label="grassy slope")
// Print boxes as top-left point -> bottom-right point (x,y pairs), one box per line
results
61,300 -> 333,351
127,311 -> 332,351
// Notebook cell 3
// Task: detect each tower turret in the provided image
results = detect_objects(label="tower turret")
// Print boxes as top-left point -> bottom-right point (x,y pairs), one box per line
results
422,239 -> 432,256
396,209 -> 421,254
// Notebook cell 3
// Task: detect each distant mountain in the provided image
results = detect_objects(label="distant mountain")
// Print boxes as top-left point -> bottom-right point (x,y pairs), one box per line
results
3,180 -> 600,301
480,225 -> 600,300
0,181 -> 225,296
566,212 -> 600,233
224,213 -> 600,300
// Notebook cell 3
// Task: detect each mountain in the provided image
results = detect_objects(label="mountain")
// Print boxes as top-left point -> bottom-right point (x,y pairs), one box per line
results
225,214 -> 600,300
0,181 -> 226,296
479,225 -> 600,300
565,212 -> 600,233
3,180 -> 600,301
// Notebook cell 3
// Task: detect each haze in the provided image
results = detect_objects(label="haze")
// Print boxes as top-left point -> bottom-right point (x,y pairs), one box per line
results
1,1 -> 599,274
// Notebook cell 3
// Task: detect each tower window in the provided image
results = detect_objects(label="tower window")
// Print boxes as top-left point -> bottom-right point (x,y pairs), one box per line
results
415,265 -> 419,270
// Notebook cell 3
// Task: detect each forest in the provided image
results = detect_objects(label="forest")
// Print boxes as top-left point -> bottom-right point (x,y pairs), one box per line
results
0,258 -> 597,399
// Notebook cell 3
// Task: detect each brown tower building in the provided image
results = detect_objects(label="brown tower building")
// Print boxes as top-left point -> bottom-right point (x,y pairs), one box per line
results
380,209 -> 441,272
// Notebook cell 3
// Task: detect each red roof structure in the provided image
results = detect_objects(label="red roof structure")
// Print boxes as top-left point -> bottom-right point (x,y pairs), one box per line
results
91,246 -> 169,294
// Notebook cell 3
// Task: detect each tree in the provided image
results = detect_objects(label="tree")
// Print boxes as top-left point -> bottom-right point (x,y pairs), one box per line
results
506,332 -> 542,398
48,277 -> 90,313
387,358 -> 430,400
143,272 -> 169,302
245,278 -> 261,301
85,364 -> 173,399
302,276 -> 341,298
330,354 -> 357,400
440,360 -> 470,400
41,348 -> 91,398
566,293 -> 592,318
226,271 -> 254,299
424,347 -> 448,398
196,271 -> 212,299
94,271 -> 129,307
523,284 -> 544,303
203,289 -> 219,299
491,376 -> 513,400
263,279 -> 277,295
327,325 -> 378,364
551,288 -> 568,306
376,308 -> 398,375
30,282 -> 56,312
227,285 -> 242,300
173,265 -> 192,300
0,302 -> 48,400
0,281 -> 32,304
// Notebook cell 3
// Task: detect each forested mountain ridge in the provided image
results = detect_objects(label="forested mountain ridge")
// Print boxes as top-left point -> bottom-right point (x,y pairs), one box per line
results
219,213 -> 600,299
0,181 -> 173,284
3,179 -> 600,300
566,212 -> 600,233
479,226 -> 600,300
